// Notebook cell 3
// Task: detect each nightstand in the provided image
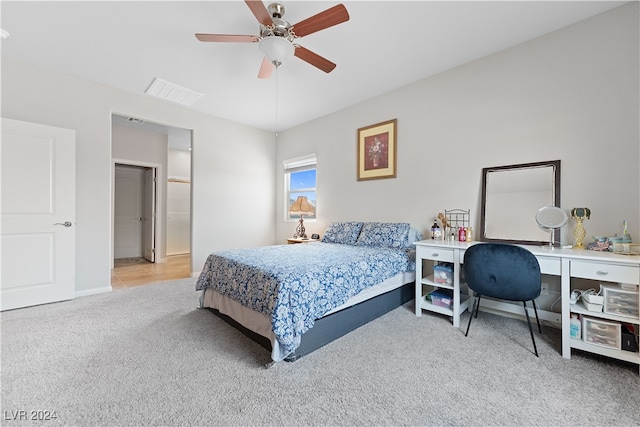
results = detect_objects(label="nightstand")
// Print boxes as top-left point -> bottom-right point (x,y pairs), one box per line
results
287,238 -> 317,244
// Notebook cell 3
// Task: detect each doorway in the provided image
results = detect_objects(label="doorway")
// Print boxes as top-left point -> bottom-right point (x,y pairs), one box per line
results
114,164 -> 156,263
111,114 -> 192,287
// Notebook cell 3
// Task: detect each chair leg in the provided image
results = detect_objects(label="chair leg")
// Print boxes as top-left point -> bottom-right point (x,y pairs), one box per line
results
522,301 -> 539,357
465,295 -> 477,336
474,294 -> 482,318
531,299 -> 542,333
465,294 -> 482,337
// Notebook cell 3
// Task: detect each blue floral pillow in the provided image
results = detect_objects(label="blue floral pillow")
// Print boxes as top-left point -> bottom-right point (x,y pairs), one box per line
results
355,222 -> 411,249
321,222 -> 364,245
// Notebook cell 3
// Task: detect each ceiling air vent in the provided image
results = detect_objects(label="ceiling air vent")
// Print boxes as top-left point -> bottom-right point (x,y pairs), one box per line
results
145,77 -> 203,106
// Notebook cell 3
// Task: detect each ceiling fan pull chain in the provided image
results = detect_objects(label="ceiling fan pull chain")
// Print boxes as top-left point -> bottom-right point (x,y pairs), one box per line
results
275,66 -> 279,136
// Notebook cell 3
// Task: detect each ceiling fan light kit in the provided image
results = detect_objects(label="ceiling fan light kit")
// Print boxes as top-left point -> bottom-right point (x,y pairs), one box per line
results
259,37 -> 295,67
196,1 -> 349,78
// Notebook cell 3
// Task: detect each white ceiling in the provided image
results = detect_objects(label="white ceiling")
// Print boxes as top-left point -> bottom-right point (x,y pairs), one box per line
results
1,1 -> 626,132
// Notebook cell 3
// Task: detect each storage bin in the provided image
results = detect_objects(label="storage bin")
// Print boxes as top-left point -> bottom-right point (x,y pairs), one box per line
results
433,262 -> 453,285
428,288 -> 454,309
582,316 -> 621,350
612,242 -> 640,255
601,283 -> 639,319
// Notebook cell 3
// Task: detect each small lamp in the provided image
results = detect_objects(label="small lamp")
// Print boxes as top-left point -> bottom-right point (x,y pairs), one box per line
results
289,196 -> 315,239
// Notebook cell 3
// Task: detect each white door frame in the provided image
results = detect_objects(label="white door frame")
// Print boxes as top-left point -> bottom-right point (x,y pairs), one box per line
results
111,159 -> 162,269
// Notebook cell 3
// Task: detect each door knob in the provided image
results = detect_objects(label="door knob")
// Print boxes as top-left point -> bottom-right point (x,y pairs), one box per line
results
136,217 -> 143,221
54,221 -> 72,227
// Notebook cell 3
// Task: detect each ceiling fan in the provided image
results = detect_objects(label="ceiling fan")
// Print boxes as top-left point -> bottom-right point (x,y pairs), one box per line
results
195,1 -> 349,79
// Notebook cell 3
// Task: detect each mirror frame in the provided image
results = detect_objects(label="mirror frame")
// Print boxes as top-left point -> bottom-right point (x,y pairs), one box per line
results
480,160 -> 561,246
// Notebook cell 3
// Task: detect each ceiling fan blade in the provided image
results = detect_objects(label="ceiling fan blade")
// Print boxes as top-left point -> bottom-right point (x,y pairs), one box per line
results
245,0 -> 273,26
294,45 -> 336,73
258,57 -> 274,79
291,4 -> 349,38
195,33 -> 259,43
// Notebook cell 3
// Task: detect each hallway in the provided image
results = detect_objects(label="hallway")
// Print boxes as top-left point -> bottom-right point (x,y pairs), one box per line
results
111,254 -> 191,289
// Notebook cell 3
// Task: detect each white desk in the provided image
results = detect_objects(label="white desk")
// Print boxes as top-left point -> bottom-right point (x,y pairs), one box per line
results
414,240 -> 640,371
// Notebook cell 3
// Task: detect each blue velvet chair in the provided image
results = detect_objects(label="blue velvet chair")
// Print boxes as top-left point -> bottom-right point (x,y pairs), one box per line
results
463,243 -> 543,356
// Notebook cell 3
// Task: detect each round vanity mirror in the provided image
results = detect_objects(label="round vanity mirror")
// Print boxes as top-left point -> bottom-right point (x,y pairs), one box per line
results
536,206 -> 568,247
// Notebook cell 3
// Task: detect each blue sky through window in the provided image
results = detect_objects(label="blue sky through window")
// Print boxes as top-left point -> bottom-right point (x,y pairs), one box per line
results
290,170 -> 315,191
289,169 -> 316,219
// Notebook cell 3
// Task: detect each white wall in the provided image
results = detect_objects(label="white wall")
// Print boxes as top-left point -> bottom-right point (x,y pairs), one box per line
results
275,3 -> 640,246
167,148 -> 191,255
1,58 -> 276,295
112,124 -> 169,262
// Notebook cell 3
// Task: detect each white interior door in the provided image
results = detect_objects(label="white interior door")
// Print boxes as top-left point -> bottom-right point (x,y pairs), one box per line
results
114,165 -> 144,259
143,168 -> 156,262
1,118 -> 76,311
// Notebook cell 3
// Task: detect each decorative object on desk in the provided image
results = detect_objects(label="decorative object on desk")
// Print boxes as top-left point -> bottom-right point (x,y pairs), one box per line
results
609,224 -> 634,253
443,209 -> 470,242
612,242 -> 640,255
458,226 -> 466,242
357,119 -> 396,181
535,206 -> 568,248
289,195 -> 315,239
465,226 -> 473,242
437,212 -> 449,230
587,236 -> 612,251
430,221 -> 441,240
570,207 -> 591,249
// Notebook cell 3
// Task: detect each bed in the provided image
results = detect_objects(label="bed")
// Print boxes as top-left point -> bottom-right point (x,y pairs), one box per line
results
196,221 -> 419,364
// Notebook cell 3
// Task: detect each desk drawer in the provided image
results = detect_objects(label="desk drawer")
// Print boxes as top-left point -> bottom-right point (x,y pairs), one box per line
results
537,256 -> 561,276
571,260 -> 639,284
416,246 -> 454,263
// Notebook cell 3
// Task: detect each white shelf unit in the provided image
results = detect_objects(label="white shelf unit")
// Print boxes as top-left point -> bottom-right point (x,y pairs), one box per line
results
414,242 -> 472,327
569,270 -> 639,370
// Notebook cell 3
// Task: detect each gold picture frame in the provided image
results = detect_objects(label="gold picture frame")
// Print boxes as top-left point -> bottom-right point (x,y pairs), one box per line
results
357,119 -> 397,181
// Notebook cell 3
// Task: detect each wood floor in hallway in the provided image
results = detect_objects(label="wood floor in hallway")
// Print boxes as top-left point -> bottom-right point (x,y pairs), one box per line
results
111,254 -> 191,289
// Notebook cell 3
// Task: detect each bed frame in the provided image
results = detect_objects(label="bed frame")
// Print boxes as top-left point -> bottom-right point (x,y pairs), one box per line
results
207,281 -> 414,362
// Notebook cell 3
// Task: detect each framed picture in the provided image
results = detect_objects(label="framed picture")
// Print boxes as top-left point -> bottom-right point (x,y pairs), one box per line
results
357,119 -> 397,181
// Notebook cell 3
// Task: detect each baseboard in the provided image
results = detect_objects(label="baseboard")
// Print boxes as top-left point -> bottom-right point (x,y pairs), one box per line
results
478,298 -> 562,326
75,286 -> 112,298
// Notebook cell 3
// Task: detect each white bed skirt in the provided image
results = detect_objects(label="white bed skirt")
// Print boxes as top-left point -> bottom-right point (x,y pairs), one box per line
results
199,271 -> 415,362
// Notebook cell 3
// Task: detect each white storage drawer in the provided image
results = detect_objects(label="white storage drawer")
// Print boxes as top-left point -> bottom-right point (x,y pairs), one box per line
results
537,256 -> 561,276
416,246 -> 454,263
602,284 -> 639,319
583,316 -> 621,350
571,260 -> 639,284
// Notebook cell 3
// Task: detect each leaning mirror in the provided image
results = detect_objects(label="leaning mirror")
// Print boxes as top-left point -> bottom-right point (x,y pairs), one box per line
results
480,160 -> 561,246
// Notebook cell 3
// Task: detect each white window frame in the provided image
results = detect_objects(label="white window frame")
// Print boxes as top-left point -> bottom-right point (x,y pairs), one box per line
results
283,154 -> 317,222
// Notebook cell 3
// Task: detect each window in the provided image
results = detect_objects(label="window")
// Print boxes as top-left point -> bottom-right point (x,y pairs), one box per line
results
284,155 -> 316,221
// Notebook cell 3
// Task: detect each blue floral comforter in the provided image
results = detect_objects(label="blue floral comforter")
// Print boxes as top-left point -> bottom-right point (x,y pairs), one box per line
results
196,242 -> 415,356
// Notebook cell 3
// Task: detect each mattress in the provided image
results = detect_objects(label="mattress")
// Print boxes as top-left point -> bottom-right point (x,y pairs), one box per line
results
199,270 -> 415,362
196,242 -> 416,361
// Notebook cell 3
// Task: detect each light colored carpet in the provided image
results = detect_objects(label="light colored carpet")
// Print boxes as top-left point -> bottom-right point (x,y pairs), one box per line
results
1,278 -> 639,426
